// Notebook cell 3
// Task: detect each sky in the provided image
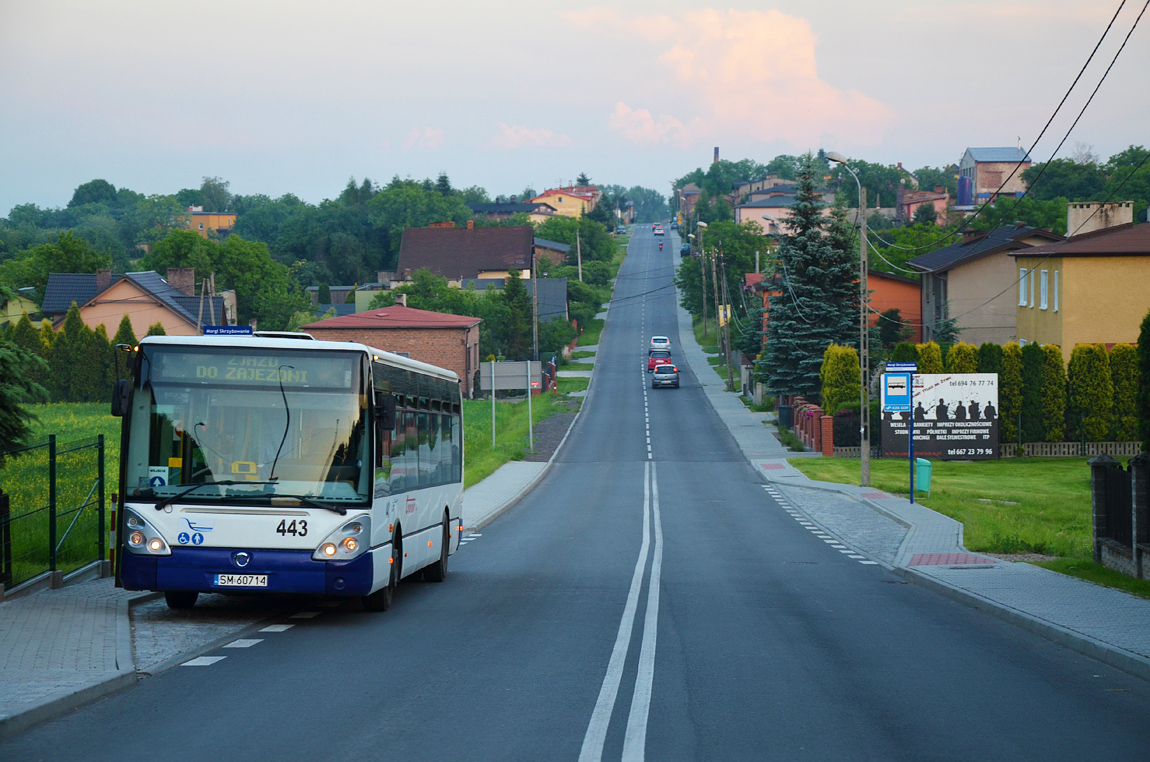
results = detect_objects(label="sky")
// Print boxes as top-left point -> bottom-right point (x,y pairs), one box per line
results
1,0 -> 1148,216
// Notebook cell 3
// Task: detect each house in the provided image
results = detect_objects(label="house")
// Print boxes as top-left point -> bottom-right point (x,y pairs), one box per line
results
302,300 -> 482,397
533,238 -> 571,268
677,184 -> 702,220
1010,213 -> 1150,362
897,186 -> 949,225
1,287 -> 41,328
869,271 -> 923,343
907,223 -> 1063,345
186,206 -> 236,239
528,188 -> 597,218
397,224 -> 536,284
42,267 -> 231,337
467,201 -> 558,224
460,277 -> 570,326
956,147 -> 1031,206
734,191 -> 833,236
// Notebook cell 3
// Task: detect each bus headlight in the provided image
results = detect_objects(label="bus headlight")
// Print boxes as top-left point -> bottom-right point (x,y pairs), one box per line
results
312,515 -> 370,562
123,509 -> 171,556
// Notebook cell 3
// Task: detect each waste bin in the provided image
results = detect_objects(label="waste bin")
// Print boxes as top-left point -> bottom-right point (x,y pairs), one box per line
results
915,458 -> 932,496
777,404 -> 793,429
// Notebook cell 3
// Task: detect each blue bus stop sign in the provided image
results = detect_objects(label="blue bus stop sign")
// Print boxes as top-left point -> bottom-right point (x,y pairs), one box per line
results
882,372 -> 913,412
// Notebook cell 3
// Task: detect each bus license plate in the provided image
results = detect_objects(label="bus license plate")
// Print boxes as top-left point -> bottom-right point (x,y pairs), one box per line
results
214,573 -> 268,587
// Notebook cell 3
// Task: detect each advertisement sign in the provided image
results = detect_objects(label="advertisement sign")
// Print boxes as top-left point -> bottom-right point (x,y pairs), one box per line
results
881,373 -> 999,459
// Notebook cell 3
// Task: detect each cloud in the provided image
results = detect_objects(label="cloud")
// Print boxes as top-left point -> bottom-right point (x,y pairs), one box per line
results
565,8 -> 893,148
487,123 -> 572,150
404,127 -> 444,149
608,102 -> 687,146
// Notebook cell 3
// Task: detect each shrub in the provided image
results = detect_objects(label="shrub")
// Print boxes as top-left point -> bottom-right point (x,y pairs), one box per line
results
1067,344 -> 1113,442
580,260 -> 611,287
1040,344 -> 1066,442
833,408 -> 860,447
1109,343 -> 1139,441
1140,309 -> 1150,451
945,342 -> 979,373
819,343 -> 860,414
1020,342 -> 1045,442
1000,343 -> 1023,444
977,342 -> 1003,375
889,341 -> 918,364
916,341 -> 943,373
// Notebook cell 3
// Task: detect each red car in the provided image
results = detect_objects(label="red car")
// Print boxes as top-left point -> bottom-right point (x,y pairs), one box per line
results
648,350 -> 671,372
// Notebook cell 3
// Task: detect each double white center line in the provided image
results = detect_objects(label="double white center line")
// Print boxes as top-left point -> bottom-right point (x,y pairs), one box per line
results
580,461 -> 664,762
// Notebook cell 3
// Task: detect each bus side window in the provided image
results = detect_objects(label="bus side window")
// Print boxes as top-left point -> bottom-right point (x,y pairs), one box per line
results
390,409 -> 406,494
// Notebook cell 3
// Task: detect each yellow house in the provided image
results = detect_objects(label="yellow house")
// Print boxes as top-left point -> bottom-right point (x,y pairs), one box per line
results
1012,222 -> 1150,362
529,189 -> 594,218
186,207 -> 236,239
1,288 -> 42,328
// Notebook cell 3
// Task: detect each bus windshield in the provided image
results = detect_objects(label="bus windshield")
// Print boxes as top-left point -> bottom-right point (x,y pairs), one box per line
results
124,345 -> 370,504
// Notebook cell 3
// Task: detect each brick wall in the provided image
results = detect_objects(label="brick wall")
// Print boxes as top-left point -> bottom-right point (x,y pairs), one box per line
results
306,325 -> 480,396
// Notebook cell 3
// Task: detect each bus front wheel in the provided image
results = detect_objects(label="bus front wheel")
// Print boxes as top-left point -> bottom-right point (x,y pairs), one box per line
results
165,591 -> 198,609
363,534 -> 401,612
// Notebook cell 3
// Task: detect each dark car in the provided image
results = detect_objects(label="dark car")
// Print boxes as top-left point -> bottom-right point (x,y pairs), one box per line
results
680,242 -> 691,257
652,364 -> 680,388
647,350 -> 671,372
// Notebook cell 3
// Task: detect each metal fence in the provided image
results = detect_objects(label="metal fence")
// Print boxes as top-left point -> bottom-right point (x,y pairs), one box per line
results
0,434 -> 106,589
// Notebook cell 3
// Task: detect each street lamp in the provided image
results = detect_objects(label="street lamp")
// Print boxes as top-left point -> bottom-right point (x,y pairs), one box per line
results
826,151 -> 870,487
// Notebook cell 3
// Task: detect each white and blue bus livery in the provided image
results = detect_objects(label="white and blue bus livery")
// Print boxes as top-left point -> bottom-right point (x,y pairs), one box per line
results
112,335 -> 463,611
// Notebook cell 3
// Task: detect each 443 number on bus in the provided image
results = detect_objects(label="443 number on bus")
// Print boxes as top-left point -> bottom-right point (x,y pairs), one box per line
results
276,519 -> 308,537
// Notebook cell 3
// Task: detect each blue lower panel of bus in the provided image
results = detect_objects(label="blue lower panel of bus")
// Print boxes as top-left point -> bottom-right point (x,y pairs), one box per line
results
121,547 -> 375,596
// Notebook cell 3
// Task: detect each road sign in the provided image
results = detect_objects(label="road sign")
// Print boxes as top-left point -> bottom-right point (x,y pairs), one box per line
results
204,326 -> 252,336
881,373 -> 913,412
885,362 -> 917,372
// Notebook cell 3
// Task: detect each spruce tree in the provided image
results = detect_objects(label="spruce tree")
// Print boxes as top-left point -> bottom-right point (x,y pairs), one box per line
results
761,153 -> 858,399
501,269 -> 533,360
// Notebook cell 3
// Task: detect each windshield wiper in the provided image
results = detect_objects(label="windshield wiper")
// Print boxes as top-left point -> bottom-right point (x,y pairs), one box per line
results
228,492 -> 348,515
154,480 -> 278,511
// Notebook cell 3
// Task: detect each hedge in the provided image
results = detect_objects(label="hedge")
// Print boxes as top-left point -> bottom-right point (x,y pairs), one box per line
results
977,342 -> 1003,375
1109,343 -> 1139,442
1020,342 -> 1045,442
1000,343 -> 1023,444
1067,343 -> 1113,442
1140,309 -> 1150,451
916,341 -> 943,373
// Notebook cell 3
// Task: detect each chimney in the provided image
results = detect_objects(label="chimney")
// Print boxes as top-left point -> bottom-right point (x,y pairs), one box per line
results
395,293 -> 407,307
962,230 -> 987,245
167,267 -> 195,296
510,195 -> 517,204
467,219 -> 474,229
714,146 -> 720,163
96,269 -> 112,292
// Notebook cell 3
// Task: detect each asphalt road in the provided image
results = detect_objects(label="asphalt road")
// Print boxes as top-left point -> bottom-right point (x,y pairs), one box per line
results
4,228 -> 1150,761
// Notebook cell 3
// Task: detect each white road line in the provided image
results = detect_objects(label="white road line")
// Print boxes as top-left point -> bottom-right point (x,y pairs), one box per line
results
623,462 -> 663,760
848,555 -> 866,559
579,462 -> 653,762
182,656 -> 226,666
290,611 -> 321,619
224,638 -> 264,648
860,560 -> 879,565
260,624 -> 294,633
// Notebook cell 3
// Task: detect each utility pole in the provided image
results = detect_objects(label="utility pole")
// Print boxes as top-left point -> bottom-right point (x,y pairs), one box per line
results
859,186 -> 871,487
711,245 -> 721,349
531,245 -> 539,361
721,254 -> 735,392
576,230 -> 582,282
697,222 -> 708,337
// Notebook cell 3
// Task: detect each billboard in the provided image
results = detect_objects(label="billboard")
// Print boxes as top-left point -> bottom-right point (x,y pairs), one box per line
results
881,373 -> 999,459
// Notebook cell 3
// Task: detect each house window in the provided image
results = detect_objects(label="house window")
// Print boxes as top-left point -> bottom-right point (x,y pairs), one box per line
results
199,222 -> 204,230
1029,269 -> 1035,308
1040,270 -> 1048,310
1053,271 -> 1059,312
1019,268 -> 1027,306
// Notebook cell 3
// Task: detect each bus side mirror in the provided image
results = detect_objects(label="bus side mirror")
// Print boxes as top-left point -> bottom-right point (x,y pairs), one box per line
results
375,393 -> 396,430
111,379 -> 131,417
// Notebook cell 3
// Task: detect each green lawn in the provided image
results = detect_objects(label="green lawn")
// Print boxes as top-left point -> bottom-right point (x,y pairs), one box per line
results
578,317 -> 605,347
789,456 -> 1150,598
462,390 -> 578,487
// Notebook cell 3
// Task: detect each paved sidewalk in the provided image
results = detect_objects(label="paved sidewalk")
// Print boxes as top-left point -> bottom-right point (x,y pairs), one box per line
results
671,274 -> 1150,682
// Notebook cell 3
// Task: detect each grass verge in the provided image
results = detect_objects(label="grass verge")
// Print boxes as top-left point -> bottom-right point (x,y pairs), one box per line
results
578,317 -> 605,347
787,455 -> 1150,598
462,390 -> 577,487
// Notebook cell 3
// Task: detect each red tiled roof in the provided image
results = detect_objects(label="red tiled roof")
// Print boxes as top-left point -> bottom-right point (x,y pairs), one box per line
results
744,273 -> 764,287
1011,222 -> 1150,257
302,304 -> 481,330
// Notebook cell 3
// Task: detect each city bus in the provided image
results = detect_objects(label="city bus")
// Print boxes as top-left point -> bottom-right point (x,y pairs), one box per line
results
111,334 -> 463,611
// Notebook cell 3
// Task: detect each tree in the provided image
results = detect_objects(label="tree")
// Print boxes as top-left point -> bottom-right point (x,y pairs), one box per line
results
1020,342 -> 1045,442
110,314 -> 137,382
969,196 -> 1069,236
200,176 -> 232,212
912,203 -> 938,225
146,322 -> 167,336
318,283 -> 331,304
434,172 -> 454,197
916,342 -> 943,373
1138,309 -> 1150,451
1109,343 -> 1139,441
820,344 -> 860,414
889,342 -> 917,364
501,269 -> 533,360
576,173 -> 591,186
977,343 -> 1003,376
539,315 -> 576,358
878,309 -> 910,350
1067,344 -> 1113,442
1040,345 -> 1067,442
0,338 -> 48,457
760,153 -> 858,399
1020,159 -> 1106,202
736,306 -> 765,358
1000,343 -> 1023,444
68,179 -> 118,208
